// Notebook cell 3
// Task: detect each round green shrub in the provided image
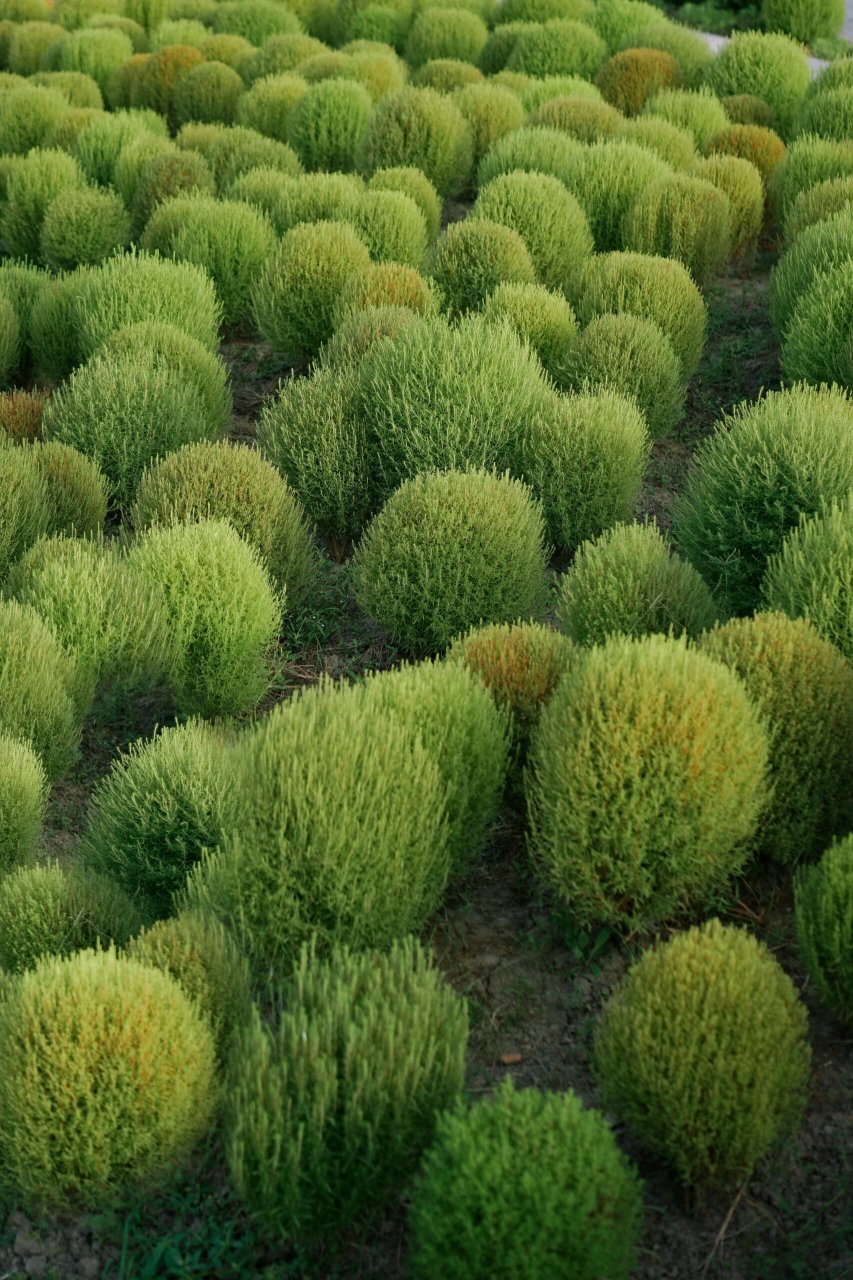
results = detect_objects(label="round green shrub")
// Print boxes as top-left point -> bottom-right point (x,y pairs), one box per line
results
704,31 -> 810,138
554,137 -> 674,252
527,635 -> 768,929
706,122 -> 787,186
643,86 -> 728,150
623,171 -> 733,284
87,14 -> 148,50
197,32 -> 254,67
473,169 -> 593,295
720,93 -> 776,127
40,186 -> 130,271
0,600 -> 78,781
104,52 -> 152,109
527,94 -> 622,144
452,81 -> 524,168
127,519 -> 280,718
342,50 -> 408,102
124,0 -> 169,29
210,0 -> 302,43
556,520 -> 717,644
131,440 -> 314,606
762,496 -> 852,663
559,312 -> 683,436
333,261 -> 436,319
254,219 -> 370,359
497,0 -> 592,20
783,173 -> 853,242
409,1078 -> 642,1280
0,861 -> 141,976
771,134 -> 853,221
72,108 -> 167,186
698,612 -> 853,865
412,57 -> 483,91
0,947 -> 216,1210
476,123 -> 582,189
0,261 -> 50,377
690,153 -> 763,259
781,256 -> 853,385
795,837 -> 853,1023
802,56 -> 853,98
368,163 -> 442,239
227,937 -> 466,1242
7,20 -> 64,74
794,86 -> 853,143
129,146 -> 215,232
112,133 -> 177,204
594,919 -> 810,1187
171,58 -> 245,124
177,121 -> 301,193
149,18 -> 207,48
348,188 -> 429,266
51,28 -> 134,93
287,78 -> 372,172
243,32 -> 326,81
576,249 -> 707,377
81,719 -> 241,917
319,303 -> 422,371
619,115 -> 696,168
762,0 -> 843,42
477,20 -> 536,74
236,72 -> 308,143
359,86 -> 473,197
405,7 -> 487,68
672,384 -> 853,615
353,468 -> 549,655
481,281 -> 577,383
429,218 -> 535,316
596,47 -> 681,117
507,20 -> 607,80
588,0 -> 668,53
519,73 -> 603,109
184,681 -> 451,971
0,436 -> 49,580
227,168 -> 359,231
133,42 -> 205,120
0,297 -> 19,391
0,148 -> 85,262
0,85 -> 68,155
0,736 -> 47,875
29,440 -> 109,540
347,4 -> 406,45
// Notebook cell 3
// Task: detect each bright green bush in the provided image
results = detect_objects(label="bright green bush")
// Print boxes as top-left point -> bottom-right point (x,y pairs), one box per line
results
594,919 -> 810,1187
762,0 -> 843,40
149,18 -> 207,48
623,170 -> 732,283
452,81 -> 524,168
528,94 -> 621,143
287,78 -> 372,172
795,837 -> 853,1023
112,133 -> 177,205
783,173 -> 853,242
519,73 -> 602,109
197,32 -> 254,67
0,261 -> 49,381
704,31 -> 809,138
588,0 -> 668,53
706,122 -> 787,186
333,261 -> 436,319
184,681 -> 450,971
346,4 -> 406,44
429,219 -> 535,316
319,303 -> 421,371
497,0 -> 592,20
0,85 -> 67,154
772,207 -> 853,334
556,521 -> 717,644
617,114 -> 694,172
476,123 -> 581,189
81,719 -> 241,917
127,519 -> 280,718
73,108 -> 167,186
473,170 -> 593,295
104,51 -> 152,109
0,298 -> 19,390
794,86 -> 853,143
559,312 -> 683,436
643,86 -> 728,150
131,441 -> 314,606
40,186 -> 130,271
227,168 -> 358,231
0,148 -> 84,262
368,163 -> 442,239
477,20 -> 536,74
672,385 -> 853,614
51,28 -> 134,93
7,20 -> 64,74
359,87 -> 473,197
554,138 -> 673,252
210,0 -> 302,43
409,1079 -> 642,1280
412,57 -> 483,91
0,947 -> 216,1209
85,15 -> 148,50
405,7 -> 487,67
0,861 -> 141,975
762,496 -> 852,663
596,47 -> 681,117
177,121 -> 301,192
698,612 -> 853,864
243,32 -> 325,80
781,258 -> 853,384
0,736 -> 47,875
30,440 -> 109,540
353,468 -> 549,655
342,50 -> 408,102
236,72 -> 307,143
771,134 -> 853,221
227,938 -> 466,1242
690,153 -> 762,259
481,281 -> 577,383
507,20 -> 607,79
129,146 -> 215,232
124,0 -> 169,29
348,188 -> 429,266
528,635 -> 768,929
171,58 -> 245,124
0,440 -> 49,581
576,249 -> 707,378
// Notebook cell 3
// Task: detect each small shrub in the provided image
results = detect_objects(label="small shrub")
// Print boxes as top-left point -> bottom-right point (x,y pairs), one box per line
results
672,384 -> 853,614
171,59 -> 245,125
40,186 -> 130,271
429,219 -> 535,316
794,86 -> 853,142
783,173 -> 853,242
771,206 -> 853,334
781,257 -> 853,385
0,298 -> 19,391
405,8 -> 487,68
623,170 -> 733,283
0,437 -> 49,580
497,0 -> 592,19
452,81 -> 525,168
7,20 -> 64,75
73,109 -> 167,186
210,0 -> 302,43
0,85 -> 67,155
556,521 -> 717,644
105,52 -> 151,109
619,115 -> 696,168
473,170 -> 593,295
0,861 -> 140,975
706,122 -> 786,186
771,134 -> 853,220
596,47 -> 681,116
413,57 -> 483,91
619,20 -> 711,86
763,496 -> 852,663
477,21 -> 536,74
197,33 -> 254,67
519,74 -> 602,109
177,122 -> 302,192
643,86 -> 728,150
368,163 -> 442,239
52,28 -> 134,93
0,390 -> 44,442
0,148 -> 85,262
0,736 -> 47,875
287,78 -> 372,172
0,601 -> 77,780
690,153 -> 763,259
112,134 -> 178,205
348,189 -> 429,266
720,93 -> 775,127
528,94 -> 622,143
30,440 -> 109,540
553,138 -> 673,252
359,87 -> 473,197
237,73 -> 308,143
228,168 -> 359,231
319,304 -> 421,372
409,1079 -> 642,1280
134,42 -> 205,120
149,18 -> 206,47
481,281 -> 577,383
130,147 -> 215,232
762,0 -> 843,42
507,20 -> 607,80
124,0 -> 169,29
704,31 -> 809,139
588,0 -> 668,53
243,32 -> 326,81
343,50 -> 408,102
594,919 -> 810,1187
476,123 -> 582,189
795,837 -> 853,1023
528,636 -> 768,929
81,719 -> 241,917
333,261 -> 436,320
227,938 -> 467,1242
0,948 -> 215,1209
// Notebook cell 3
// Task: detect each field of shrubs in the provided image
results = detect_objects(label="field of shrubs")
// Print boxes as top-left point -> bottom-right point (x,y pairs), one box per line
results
0,0 -> 851,1273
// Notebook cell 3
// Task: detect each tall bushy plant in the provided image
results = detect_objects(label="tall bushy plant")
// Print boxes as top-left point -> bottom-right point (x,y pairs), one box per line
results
359,87 -> 473,197
472,170 -> 593,294
429,219 -> 535,316
795,837 -> 853,1023
0,736 -> 47,875
762,496 -> 852,662
0,599 -> 78,780
287,78 -> 373,172
623,172 -> 733,285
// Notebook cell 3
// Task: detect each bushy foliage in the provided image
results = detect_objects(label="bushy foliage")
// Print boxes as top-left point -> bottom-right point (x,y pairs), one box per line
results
781,257 -> 853,386
196,32 -> 254,68
497,0 -> 592,19
0,736 -> 46,875
481,281 -> 577,383
507,19 -> 607,79
133,43 -> 205,120
51,27 -> 134,93
527,94 -> 622,143
348,188 -> 429,267
691,153 -> 762,259
319,303 -> 421,372
794,86 -> 853,144
596,47 -> 681,116
0,948 -> 216,1209
0,390 -> 44,443
0,148 -> 84,262
177,121 -> 302,192
210,0 -> 302,43
0,599 -> 78,781
405,7 -> 487,67
556,521 -> 716,644
184,682 -> 450,972
0,861 -> 140,975
171,58 -> 245,125
360,87 -> 473,197
720,93 -> 775,127
227,168 -> 359,231
413,57 -> 482,91
473,169 -> 593,294
762,496 -> 852,663
707,122 -> 786,186
73,109 -> 168,187
243,32 -> 325,80
129,146 -> 216,230
528,636 -> 768,929
127,519 -> 281,718
0,443 -> 49,581
762,0 -> 843,42
796,837 -> 853,1023
0,298 -> 19,390
367,163 -> 442,239
553,138 -> 673,252
594,919 -> 810,1186
476,123 -> 581,189
236,72 -> 308,143
770,205 -> 853,335
81,719 -> 241,917
783,173 -> 853,242
452,81 -> 524,168
623,170 -> 732,283
477,20 -> 536,74
409,1079 -> 642,1280
30,440 -> 109,540
429,219 -> 534,316
227,938 -> 466,1242
705,31 -> 809,138
771,134 -> 853,221
588,0 -> 668,53
334,261 -> 436,320
0,85 -> 67,155
40,186 -> 130,271
286,78 -> 372,172
7,20 -> 64,75
619,20 -> 711,86
519,74 -> 603,109
149,18 -> 207,49
672,385 -> 853,614
643,85 -> 728,149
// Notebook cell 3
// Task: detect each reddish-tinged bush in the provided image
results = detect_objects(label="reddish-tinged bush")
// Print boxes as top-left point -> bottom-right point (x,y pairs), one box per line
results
596,47 -> 681,116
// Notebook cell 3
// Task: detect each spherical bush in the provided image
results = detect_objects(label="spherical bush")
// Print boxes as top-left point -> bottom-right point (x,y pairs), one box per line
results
762,0 -> 843,42
130,147 -> 216,231
171,58 -> 245,125
762,496 -> 852,663
623,171 -> 733,284
559,312 -> 683,436
704,31 -> 810,138
770,208 -> 853,335
196,32 -> 254,67
594,919 -> 810,1187
177,122 -> 302,193
7,20 -> 65,75
707,122 -> 787,186
319,304 -> 421,372
429,219 -> 535,316
184,682 -> 451,972
210,0 -> 302,43
507,20 -> 607,80
556,520 -> 717,644
0,736 -> 47,876
127,519 -> 280,719
0,85 -> 67,155
0,147 -> 85,262
497,0 -> 592,19
619,21 -> 711,85
0,442 -> 50,581
552,138 -> 673,252
228,168 -> 360,232
227,938 -> 467,1242
588,0 -> 668,54
781,258 -> 853,385
254,219 -> 370,359
359,87 -> 473,197
368,163 -> 442,239
0,599 -> 78,780
477,21 -> 536,74
287,78 -> 372,172
672,384 -> 853,615
576,249 -> 707,377
30,440 -> 109,540
720,93 -> 776,127
333,261 -> 437,320
81,719 -> 241,917
0,862 -> 141,976
771,134 -> 853,221
409,1079 -> 642,1280
643,86 -> 728,149
476,123 -> 582,189
405,7 -> 487,68
527,636 -> 768,929
453,81 -> 525,169
0,297 -> 19,391
133,42 -> 205,120
520,73 -> 603,109
481,281 -> 577,384
473,170 -> 593,295
236,72 -> 308,143
783,174 -> 853,242
698,612 -> 853,865
149,18 -> 207,48
52,28 -> 134,93
796,837 -> 853,1024
73,110 -> 168,187
0,948 -> 216,1209
40,186 -> 130,271
795,86 -> 853,143
692,152 -> 763,259
527,95 -> 622,145
348,188 -> 429,267
353,468 -> 549,655
596,47 -> 681,116
413,57 -> 483,91
243,32 -> 326,81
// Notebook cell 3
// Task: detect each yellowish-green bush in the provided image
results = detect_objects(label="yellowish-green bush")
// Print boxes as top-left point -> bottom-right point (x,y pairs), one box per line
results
770,208 -> 853,334
236,72 -> 307,143
476,122 -> 582,189
0,444 -> 49,581
704,30 -> 809,139
368,163 -> 441,239
589,0 -> 668,53
527,94 -> 621,144
149,17 -> 207,48
405,7 -> 487,67
40,185 -> 130,271
0,147 -> 85,262
594,919 -> 810,1187
781,258 -> 853,386
333,260 -> 437,320
596,47 -> 681,116
550,138 -> 673,252
104,51 -> 151,109
481,281 -> 577,384
795,86 -> 853,143
619,115 -> 697,168
7,20 -> 64,74
243,31 -> 326,80
507,19 -> 606,79
226,168 -> 359,231
0,297 -> 18,391
762,0 -> 843,42
795,837 -> 853,1023
691,152 -> 762,259
413,57 -> 482,91
348,188 -> 429,267
29,440 -> 109,540
51,27 -> 134,93
319,303 -> 421,371
129,145 -> 215,232
452,81 -> 524,169
0,947 -> 216,1209
771,134 -> 853,220
783,174 -> 853,242
177,121 -> 302,192
623,171 -> 733,285
111,133 -> 177,204
477,20 -> 535,73
0,85 -> 68,155
706,122 -> 787,186
359,86 -> 473,197
197,32 -> 254,68
0,736 -> 47,875
171,58 -> 245,124
73,108 -> 168,186
762,496 -> 852,663
429,218 -> 535,316
643,85 -> 728,149
210,0 -> 302,43
287,77 -> 372,172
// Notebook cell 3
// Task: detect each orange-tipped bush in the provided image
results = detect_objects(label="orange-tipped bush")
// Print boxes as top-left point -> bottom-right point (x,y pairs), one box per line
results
596,47 -> 681,116
134,43 -> 204,120
0,389 -> 45,441
706,123 -> 787,185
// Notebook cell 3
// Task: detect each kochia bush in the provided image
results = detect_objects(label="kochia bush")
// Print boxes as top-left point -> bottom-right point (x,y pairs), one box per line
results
40,186 -> 130,271
795,837 -> 853,1024
0,736 -> 47,876
691,153 -> 763,259
405,7 -> 488,67
359,87 -> 473,197
0,599 -> 78,781
368,164 -> 442,240
171,59 -> 245,125
762,0 -> 843,42
704,30 -> 810,138
623,172 -> 733,285
481,282 -> 577,385
287,78 -> 373,172
348,189 -> 430,268
707,123 -> 787,185
525,94 -> 621,144
596,47 -> 682,116
473,170 -> 593,295
506,20 -> 607,80
429,219 -> 535,316
554,138 -> 673,252
643,86 -> 728,150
